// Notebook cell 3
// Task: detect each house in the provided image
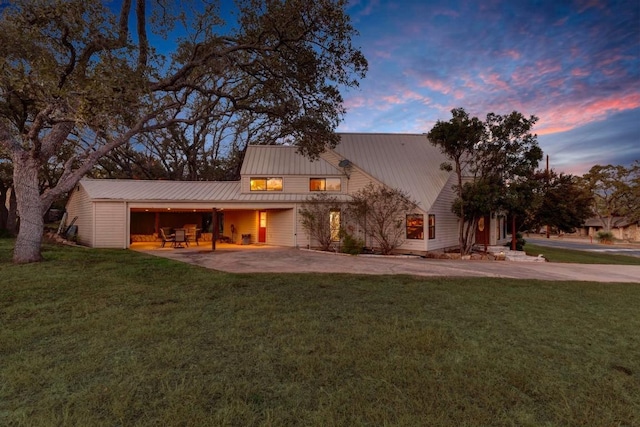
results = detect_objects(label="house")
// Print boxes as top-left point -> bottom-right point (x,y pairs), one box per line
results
578,217 -> 640,242
64,133 -> 509,253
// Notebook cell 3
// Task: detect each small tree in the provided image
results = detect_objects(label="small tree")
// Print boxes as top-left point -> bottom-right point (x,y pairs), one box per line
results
347,184 -> 418,255
524,170 -> 592,234
299,193 -> 344,251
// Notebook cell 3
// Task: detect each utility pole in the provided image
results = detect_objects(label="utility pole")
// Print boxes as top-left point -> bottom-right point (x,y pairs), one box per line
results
546,155 -> 550,238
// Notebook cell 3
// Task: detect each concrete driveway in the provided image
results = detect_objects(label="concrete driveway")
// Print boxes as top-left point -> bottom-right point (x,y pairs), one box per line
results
133,244 -> 640,283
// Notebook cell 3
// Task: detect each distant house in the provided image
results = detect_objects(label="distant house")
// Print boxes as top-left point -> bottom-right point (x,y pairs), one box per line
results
578,217 -> 640,242
65,133 -> 510,253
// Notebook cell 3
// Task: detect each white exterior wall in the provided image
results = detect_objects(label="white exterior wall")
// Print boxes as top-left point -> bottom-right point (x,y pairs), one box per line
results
65,185 -> 94,247
426,174 -> 459,251
267,209 -> 294,246
223,211 -> 257,244
94,202 -> 127,248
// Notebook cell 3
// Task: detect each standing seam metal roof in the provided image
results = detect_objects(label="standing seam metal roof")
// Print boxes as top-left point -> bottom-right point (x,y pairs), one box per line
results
80,179 -> 240,201
240,145 -> 342,176
332,133 -> 452,209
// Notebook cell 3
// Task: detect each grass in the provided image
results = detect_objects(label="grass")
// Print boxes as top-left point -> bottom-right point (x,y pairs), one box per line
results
524,243 -> 640,265
1,238 -> 639,426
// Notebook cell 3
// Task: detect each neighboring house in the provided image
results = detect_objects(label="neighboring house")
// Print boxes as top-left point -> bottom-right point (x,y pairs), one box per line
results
578,217 -> 640,242
65,133 -> 509,253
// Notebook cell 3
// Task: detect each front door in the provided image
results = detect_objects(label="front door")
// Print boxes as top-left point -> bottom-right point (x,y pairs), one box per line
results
258,211 -> 267,243
475,215 -> 490,246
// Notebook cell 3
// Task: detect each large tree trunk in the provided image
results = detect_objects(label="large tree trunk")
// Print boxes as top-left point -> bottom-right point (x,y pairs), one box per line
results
12,153 -> 47,263
6,186 -> 18,236
0,183 -> 7,230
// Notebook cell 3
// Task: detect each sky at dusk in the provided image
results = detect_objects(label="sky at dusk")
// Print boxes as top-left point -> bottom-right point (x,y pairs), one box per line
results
338,0 -> 640,175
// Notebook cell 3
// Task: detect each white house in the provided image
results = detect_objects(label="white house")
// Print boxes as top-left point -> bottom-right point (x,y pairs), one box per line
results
64,133 -> 509,253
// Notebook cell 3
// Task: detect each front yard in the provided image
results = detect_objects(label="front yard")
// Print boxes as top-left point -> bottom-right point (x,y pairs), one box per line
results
1,239 -> 639,426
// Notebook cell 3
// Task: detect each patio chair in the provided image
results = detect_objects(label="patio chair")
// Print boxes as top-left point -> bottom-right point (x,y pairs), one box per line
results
183,224 -> 199,246
160,228 -> 175,248
174,228 -> 188,248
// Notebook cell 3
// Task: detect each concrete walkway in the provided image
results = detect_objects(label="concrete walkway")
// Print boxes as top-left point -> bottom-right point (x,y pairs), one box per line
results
132,244 -> 640,283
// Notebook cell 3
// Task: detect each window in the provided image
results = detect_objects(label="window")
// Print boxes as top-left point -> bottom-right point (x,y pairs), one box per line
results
330,210 -> 341,241
310,177 -> 341,192
428,214 -> 436,239
406,214 -> 424,239
250,177 -> 283,191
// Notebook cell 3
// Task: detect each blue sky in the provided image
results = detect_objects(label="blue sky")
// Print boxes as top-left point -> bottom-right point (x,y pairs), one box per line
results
338,0 -> 640,175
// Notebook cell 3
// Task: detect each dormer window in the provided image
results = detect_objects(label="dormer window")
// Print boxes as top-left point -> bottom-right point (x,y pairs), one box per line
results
250,177 -> 283,191
310,178 -> 341,192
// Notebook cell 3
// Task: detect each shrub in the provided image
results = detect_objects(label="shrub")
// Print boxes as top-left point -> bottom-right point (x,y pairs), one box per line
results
504,232 -> 526,251
340,229 -> 364,255
596,230 -> 614,244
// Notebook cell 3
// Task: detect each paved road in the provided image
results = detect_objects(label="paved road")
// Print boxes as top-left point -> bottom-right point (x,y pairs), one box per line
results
138,246 -> 640,283
527,236 -> 640,257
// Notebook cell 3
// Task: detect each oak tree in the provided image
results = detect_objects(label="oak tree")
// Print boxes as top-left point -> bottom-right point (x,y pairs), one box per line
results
0,0 -> 367,263
428,108 -> 542,254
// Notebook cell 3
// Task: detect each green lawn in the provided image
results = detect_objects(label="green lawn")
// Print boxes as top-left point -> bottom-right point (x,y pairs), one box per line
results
525,243 -> 640,265
1,239 -> 639,426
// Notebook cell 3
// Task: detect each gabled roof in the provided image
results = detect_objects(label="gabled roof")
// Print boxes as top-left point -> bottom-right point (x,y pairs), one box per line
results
332,133 -> 452,210
79,178 -> 240,201
240,145 -> 342,176
77,133 -> 453,207
584,217 -> 636,227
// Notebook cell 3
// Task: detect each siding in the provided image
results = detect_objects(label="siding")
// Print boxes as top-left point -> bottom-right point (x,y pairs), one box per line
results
65,185 -> 94,246
223,211 -> 256,244
267,209 -> 294,246
94,202 -> 127,248
426,174 -> 459,251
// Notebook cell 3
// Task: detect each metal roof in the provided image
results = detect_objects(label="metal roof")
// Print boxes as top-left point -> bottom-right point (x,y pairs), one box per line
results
332,133 -> 452,209
80,179 -> 240,202
79,133 -> 453,209
240,145 -> 342,176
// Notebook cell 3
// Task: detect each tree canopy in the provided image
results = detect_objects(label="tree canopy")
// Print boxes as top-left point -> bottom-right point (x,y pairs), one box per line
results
581,163 -> 640,230
0,0 -> 367,263
427,108 -> 542,254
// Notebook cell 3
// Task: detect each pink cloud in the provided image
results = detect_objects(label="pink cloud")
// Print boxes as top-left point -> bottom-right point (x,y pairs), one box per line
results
535,93 -> 640,135
571,68 -> 590,77
418,78 -> 452,94
479,72 -> 510,92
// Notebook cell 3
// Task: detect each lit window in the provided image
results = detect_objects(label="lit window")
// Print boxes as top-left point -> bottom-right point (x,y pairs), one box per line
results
310,178 -> 341,192
330,210 -> 341,241
406,214 -> 424,239
250,177 -> 283,191
428,214 -> 436,239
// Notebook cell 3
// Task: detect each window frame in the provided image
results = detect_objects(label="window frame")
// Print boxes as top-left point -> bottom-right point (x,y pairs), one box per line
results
329,209 -> 341,242
250,177 -> 283,191
406,214 -> 424,240
428,214 -> 436,239
309,177 -> 341,192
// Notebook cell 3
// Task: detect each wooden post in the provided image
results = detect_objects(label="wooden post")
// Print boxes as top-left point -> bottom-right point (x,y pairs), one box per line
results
155,212 -> 160,236
211,208 -> 217,251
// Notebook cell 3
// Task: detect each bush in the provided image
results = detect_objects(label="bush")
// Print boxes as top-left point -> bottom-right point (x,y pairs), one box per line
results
596,231 -> 614,244
340,230 -> 364,255
504,232 -> 526,251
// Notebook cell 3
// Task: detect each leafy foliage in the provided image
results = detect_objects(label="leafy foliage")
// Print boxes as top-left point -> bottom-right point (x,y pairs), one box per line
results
299,193 -> 345,251
427,108 -> 542,254
596,230 -> 614,244
522,170 -> 593,234
0,0 -> 367,262
347,184 -> 418,255
581,164 -> 639,230
339,228 -> 364,255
